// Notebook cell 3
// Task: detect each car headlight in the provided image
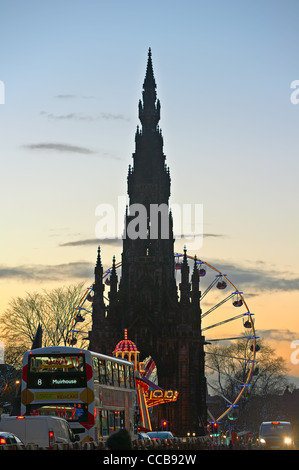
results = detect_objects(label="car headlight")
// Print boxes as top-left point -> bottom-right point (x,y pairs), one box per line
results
284,437 -> 292,445
259,438 -> 266,444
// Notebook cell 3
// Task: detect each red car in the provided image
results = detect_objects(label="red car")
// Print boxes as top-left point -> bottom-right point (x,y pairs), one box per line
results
0,431 -> 25,448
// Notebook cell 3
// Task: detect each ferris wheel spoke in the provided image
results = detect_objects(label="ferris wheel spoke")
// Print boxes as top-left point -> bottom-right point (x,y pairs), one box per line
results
70,329 -> 90,335
206,379 -> 233,405
206,335 -> 257,342
202,313 -> 249,332
205,350 -> 254,363
200,277 -> 219,299
201,294 -> 239,318
206,364 -> 248,386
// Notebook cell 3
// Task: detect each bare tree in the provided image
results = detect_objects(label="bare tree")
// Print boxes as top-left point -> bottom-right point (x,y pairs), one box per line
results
248,340 -> 290,396
206,336 -> 290,400
0,282 -> 91,364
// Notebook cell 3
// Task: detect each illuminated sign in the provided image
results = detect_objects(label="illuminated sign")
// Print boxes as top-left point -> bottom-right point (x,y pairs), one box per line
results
29,355 -> 85,373
52,379 -> 77,385
144,389 -> 179,407
29,376 -> 85,389
35,391 -> 79,401
40,360 -> 71,370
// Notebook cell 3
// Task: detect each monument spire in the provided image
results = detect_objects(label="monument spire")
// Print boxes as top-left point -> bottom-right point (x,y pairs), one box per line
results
138,47 -> 160,130
90,50 -> 207,436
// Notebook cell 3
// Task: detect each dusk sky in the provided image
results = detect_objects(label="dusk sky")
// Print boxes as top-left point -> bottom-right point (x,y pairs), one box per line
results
1,1 -> 299,382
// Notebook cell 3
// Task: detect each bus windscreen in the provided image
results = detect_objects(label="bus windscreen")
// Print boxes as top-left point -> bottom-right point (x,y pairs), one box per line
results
27,403 -> 89,422
27,354 -> 87,388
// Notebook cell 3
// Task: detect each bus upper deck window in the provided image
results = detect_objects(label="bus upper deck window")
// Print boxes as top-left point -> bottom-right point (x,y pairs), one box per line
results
92,357 -> 99,382
99,360 -> 107,385
112,363 -> 120,387
118,364 -> 125,388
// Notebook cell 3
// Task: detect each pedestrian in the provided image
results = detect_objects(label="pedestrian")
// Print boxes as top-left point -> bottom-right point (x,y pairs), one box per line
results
106,429 -> 132,450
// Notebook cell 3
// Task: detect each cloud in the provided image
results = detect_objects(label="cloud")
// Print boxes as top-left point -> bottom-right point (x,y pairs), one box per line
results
60,232 -> 225,248
54,94 -> 77,99
257,329 -> 298,342
60,238 -> 122,247
205,259 -> 299,293
6,246 -> 297,296
60,233 -> 224,248
178,233 -> 225,239
57,240 -> 299,293
54,94 -> 95,100
23,142 -> 122,160
23,142 -> 95,154
100,112 -> 129,121
40,110 -> 130,121
0,262 -> 94,282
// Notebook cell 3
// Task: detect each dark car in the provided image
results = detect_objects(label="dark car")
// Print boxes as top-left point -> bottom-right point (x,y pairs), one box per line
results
258,421 -> 294,450
138,432 -> 151,440
147,431 -> 174,440
0,431 -> 25,448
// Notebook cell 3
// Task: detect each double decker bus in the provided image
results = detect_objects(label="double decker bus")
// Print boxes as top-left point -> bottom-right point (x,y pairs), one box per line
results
21,346 -> 138,443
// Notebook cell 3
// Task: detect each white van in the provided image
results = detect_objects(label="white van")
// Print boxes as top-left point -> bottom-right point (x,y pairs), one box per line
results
0,416 -> 80,448
258,421 -> 294,449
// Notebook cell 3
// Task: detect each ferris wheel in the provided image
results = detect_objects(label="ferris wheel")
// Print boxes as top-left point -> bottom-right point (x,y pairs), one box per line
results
68,254 -> 258,424
173,253 -> 258,424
